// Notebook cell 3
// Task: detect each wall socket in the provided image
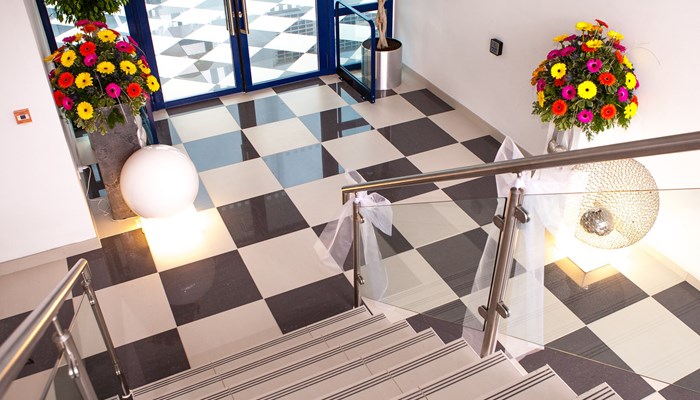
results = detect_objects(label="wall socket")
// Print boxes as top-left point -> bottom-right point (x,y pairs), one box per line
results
490,38 -> 503,56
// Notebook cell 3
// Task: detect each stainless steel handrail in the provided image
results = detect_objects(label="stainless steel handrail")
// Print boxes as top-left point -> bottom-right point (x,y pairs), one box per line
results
0,259 -> 88,397
341,130 -> 700,196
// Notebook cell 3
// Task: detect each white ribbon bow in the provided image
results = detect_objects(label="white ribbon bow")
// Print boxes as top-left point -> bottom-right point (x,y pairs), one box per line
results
315,171 -> 393,299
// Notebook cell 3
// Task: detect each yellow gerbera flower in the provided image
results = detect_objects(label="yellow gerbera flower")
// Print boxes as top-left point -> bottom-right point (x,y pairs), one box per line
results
625,72 -> 637,89
137,60 -> 151,74
537,91 -> 545,107
577,81 -> 597,99
553,34 -> 569,42
585,39 -> 603,49
146,75 -> 160,92
77,101 -> 94,120
623,55 -> 633,69
97,30 -> 117,43
608,30 -> 625,41
75,72 -> 93,89
575,21 -> 593,31
624,102 -> 638,119
120,60 -> 137,75
74,33 -> 83,41
60,50 -> 76,67
96,61 -> 115,74
550,63 -> 567,79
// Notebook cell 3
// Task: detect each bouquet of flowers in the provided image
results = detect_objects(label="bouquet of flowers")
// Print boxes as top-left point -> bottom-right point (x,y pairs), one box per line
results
531,19 -> 638,141
45,20 -> 160,134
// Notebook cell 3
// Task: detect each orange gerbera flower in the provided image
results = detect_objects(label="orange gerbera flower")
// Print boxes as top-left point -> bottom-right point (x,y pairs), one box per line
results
631,95 -> 638,105
601,104 -> 617,120
552,100 -> 568,116
598,72 -> 616,86
127,83 -> 142,98
615,51 -> 624,64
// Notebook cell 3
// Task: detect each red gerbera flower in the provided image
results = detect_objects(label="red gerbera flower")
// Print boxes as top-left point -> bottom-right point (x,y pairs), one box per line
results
127,83 -> 142,98
595,19 -> 609,28
53,90 -> 66,106
551,100 -> 568,116
601,104 -> 617,120
598,72 -> 616,86
582,43 -> 596,53
615,51 -> 624,64
79,42 -> 96,56
58,72 -> 74,88
554,79 -> 566,87
631,95 -> 638,105
83,24 -> 96,33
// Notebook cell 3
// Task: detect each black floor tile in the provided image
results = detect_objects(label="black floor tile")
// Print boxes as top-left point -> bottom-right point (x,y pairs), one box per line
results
327,81 -> 366,104
299,106 -> 372,142
263,144 -> 344,188
375,225 -> 414,260
227,96 -> 296,129
272,77 -> 325,94
357,158 -> 439,203
266,274 -> 353,333
671,368 -> 700,394
546,327 -> 631,371
184,131 -> 259,172
166,98 -> 224,116
417,229 -> 489,297
68,229 -> 157,294
443,176 -> 501,226
401,89 -> 454,116
462,135 -> 502,163
519,348 -> 655,400
154,119 -> 173,145
377,118 -> 457,156
653,282 -> 700,335
160,251 -> 263,325
544,262 -> 648,324
0,300 -> 74,378
218,190 -> 309,247
406,312 -> 466,344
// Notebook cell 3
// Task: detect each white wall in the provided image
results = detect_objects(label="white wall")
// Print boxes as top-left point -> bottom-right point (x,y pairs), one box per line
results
0,0 -> 96,263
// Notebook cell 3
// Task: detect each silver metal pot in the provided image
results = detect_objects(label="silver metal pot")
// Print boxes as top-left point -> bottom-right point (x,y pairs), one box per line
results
362,38 -> 402,90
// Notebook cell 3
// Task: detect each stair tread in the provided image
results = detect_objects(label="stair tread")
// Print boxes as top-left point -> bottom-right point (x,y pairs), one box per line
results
575,383 -> 622,400
133,307 -> 373,399
472,365 -> 576,400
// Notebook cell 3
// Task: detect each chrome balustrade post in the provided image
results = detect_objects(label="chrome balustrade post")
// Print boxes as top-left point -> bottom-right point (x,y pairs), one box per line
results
52,318 -> 98,400
352,197 -> 364,308
479,187 -> 529,357
81,267 -> 134,400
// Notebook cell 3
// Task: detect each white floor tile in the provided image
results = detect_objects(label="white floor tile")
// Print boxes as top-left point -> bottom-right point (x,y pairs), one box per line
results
70,295 -> 108,359
429,110 -> 490,143
200,158 -> 282,206
219,88 -> 277,105
323,130 -> 404,171
250,66 -> 285,84
154,54 -> 197,79
352,95 -> 424,129
588,297 -> 700,384
170,107 -> 240,142
95,274 -> 177,347
147,208 -> 237,272
0,259 -> 69,319
288,53 -> 320,73
200,43 -> 238,64
162,78 -> 216,103
185,24 -> 231,43
243,118 -> 318,156
286,173 -> 352,227
408,143 -> 484,188
613,243 -> 684,296
3,369 -> 52,400
391,190 -> 479,249
239,229 -> 340,297
279,85 -> 349,116
390,67 -> 428,94
178,300 -> 281,367
264,32 -> 317,53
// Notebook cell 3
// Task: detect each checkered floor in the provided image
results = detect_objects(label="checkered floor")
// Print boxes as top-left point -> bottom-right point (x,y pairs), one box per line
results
47,0 -> 374,102
2,70 -> 699,399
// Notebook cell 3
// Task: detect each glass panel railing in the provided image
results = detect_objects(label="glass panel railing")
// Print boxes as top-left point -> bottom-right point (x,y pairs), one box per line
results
498,185 -> 700,394
337,11 -> 376,83
356,194 -> 506,338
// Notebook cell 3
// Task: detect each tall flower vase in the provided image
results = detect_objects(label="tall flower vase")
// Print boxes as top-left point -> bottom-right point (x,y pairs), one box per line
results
86,107 -> 142,219
546,125 -> 581,154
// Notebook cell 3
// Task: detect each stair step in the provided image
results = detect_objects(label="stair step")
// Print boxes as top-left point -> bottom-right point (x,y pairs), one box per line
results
251,328 -> 445,400
473,365 -> 576,400
133,307 -> 374,400
389,351 -> 522,400
217,320 -> 421,400
314,339 -> 480,400
575,383 -> 622,400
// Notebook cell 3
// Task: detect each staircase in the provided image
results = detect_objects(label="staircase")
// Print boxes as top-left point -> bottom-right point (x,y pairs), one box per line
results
130,307 -> 623,400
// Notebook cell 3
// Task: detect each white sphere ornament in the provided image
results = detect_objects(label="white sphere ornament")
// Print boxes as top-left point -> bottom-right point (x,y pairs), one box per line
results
120,145 -> 199,218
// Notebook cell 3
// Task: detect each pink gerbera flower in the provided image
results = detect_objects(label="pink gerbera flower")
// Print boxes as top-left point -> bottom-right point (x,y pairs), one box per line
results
561,85 -> 576,100
84,53 -> 98,67
587,59 -> 602,73
577,109 -> 593,123
62,96 -> 74,110
105,83 -> 121,99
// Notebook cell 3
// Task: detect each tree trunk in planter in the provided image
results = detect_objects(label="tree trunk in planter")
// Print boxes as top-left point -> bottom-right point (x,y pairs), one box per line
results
87,107 -> 142,219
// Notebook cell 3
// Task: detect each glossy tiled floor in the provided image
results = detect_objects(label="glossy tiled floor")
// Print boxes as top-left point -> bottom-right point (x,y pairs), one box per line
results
2,70 -> 700,400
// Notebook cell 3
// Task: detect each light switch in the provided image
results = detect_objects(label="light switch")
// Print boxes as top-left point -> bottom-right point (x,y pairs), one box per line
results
14,109 -> 32,124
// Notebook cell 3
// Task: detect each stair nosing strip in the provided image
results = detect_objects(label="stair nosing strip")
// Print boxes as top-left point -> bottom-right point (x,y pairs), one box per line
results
135,306 -> 368,394
387,339 -> 469,376
580,386 -> 616,400
320,371 -> 395,400
420,352 -> 509,396
482,368 -> 556,400
362,329 -> 437,363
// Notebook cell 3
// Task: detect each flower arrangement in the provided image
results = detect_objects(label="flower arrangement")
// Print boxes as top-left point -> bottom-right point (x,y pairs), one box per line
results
531,19 -> 638,141
45,20 -> 160,134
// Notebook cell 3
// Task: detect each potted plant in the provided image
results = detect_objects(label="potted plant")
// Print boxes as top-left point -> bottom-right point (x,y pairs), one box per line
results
361,0 -> 402,90
531,19 -> 638,151
44,0 -> 130,23
45,20 -> 161,219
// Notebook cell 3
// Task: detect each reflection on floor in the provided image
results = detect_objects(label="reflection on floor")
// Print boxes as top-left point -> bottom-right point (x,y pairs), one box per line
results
1,70 -> 699,400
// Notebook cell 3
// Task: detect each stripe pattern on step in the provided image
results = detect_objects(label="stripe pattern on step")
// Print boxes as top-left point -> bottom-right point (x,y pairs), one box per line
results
419,351 -> 510,397
479,366 -> 558,400
575,383 -> 622,400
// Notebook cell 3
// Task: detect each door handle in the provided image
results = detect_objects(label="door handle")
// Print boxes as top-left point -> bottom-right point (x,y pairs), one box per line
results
224,0 -> 236,35
240,0 -> 250,34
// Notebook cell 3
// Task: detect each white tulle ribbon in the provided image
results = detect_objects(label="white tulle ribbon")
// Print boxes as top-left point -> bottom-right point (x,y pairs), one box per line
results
468,137 -> 584,346
315,171 -> 393,299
